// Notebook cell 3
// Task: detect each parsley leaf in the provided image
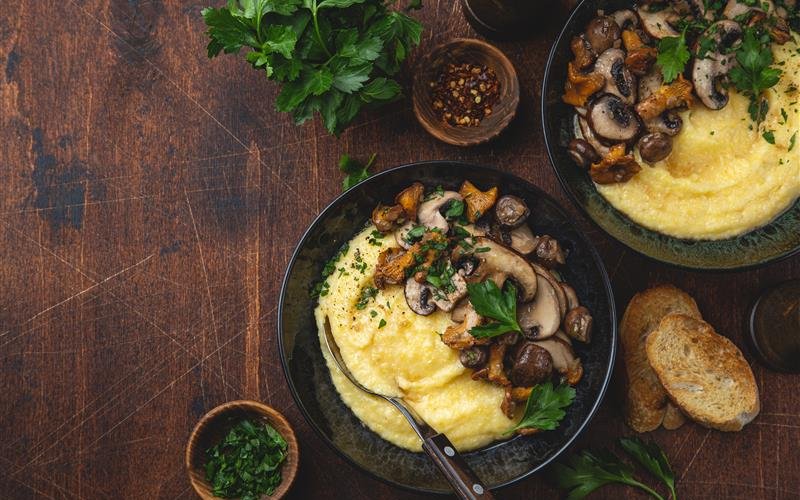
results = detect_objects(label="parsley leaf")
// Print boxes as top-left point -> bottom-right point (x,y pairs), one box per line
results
619,437 -> 677,500
729,28 -> 783,124
657,33 -> 690,83
467,281 -> 522,338
338,153 -> 376,190
507,382 -> 575,433
555,449 -> 666,500
789,131 -> 797,152
762,130 -> 775,144
202,0 -> 423,135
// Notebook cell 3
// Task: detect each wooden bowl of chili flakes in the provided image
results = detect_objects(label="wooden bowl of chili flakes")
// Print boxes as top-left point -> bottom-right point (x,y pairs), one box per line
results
413,38 -> 519,146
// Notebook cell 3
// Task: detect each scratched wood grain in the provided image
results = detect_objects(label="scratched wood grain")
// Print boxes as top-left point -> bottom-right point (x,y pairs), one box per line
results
0,1 -> 797,499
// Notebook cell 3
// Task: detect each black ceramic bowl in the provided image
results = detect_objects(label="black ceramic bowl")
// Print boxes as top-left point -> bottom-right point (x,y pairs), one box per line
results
542,0 -> 800,271
278,161 -> 616,493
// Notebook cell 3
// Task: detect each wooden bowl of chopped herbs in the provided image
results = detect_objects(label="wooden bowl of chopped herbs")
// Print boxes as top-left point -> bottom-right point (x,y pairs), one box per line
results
186,400 -> 299,500
413,38 -> 520,146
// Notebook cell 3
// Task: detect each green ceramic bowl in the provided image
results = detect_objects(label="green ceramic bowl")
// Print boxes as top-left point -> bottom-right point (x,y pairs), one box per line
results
541,0 -> 800,271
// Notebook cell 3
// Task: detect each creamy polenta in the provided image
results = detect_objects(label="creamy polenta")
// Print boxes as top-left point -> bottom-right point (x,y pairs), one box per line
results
597,40 -> 800,240
314,227 -> 517,452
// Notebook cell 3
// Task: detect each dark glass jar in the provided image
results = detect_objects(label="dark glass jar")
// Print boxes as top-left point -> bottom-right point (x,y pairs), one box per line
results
460,0 -> 576,39
748,279 -> 800,373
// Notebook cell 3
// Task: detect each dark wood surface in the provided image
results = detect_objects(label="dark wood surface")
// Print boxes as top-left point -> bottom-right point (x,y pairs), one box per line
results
0,1 -> 797,499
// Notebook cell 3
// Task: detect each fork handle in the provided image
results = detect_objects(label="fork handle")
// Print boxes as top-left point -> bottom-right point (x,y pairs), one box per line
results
422,433 -> 495,500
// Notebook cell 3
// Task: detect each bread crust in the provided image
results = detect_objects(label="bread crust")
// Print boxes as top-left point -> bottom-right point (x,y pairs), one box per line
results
646,314 -> 760,432
620,284 -> 700,432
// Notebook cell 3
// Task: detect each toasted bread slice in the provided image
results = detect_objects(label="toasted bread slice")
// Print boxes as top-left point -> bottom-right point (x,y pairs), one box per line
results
646,314 -> 760,432
620,285 -> 701,432
661,402 -> 686,430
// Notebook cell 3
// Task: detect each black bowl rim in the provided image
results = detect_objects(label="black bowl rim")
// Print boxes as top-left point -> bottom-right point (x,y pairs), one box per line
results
540,0 -> 800,273
277,160 -> 618,494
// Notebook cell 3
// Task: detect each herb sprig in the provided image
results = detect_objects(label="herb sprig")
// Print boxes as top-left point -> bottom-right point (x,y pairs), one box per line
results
555,438 -> 678,500
466,280 -> 522,338
657,31 -> 691,84
507,382 -> 575,434
202,0 -> 423,135
204,419 -> 288,500
730,28 -> 783,124
339,152 -> 376,190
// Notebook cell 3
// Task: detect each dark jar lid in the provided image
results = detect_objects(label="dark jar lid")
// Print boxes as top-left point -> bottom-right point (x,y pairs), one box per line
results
748,279 -> 800,373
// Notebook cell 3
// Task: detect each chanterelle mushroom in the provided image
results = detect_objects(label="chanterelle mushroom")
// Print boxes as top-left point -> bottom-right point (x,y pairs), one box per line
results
459,180 -> 498,223
588,94 -> 641,142
417,191 -> 462,233
442,304 -> 486,350
635,75 -> 693,121
590,143 -> 642,184
563,62 -> 606,107
692,20 -> 743,110
594,48 -> 637,104
570,35 -> 597,70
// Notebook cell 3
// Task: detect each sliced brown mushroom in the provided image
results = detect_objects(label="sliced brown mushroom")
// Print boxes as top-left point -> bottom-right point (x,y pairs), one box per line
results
517,274 -> 561,340
465,237 -> 539,301
560,283 -> 580,310
431,271 -> 468,312
533,334 -> 584,385
494,195 -> 530,229
509,225 -> 538,255
637,6 -> 680,39
611,9 -> 639,30
692,20 -> 743,110
638,66 -> 663,101
594,49 -> 637,105
584,15 -> 621,53
577,116 -> 611,158
588,94 -> 641,143
645,110 -> 683,136
404,277 -> 436,315
395,221 -> 416,249
532,263 -> 568,318
723,0 -> 774,18
417,191 -> 463,233
563,306 -> 593,343
637,132 -> 673,163
568,138 -> 601,168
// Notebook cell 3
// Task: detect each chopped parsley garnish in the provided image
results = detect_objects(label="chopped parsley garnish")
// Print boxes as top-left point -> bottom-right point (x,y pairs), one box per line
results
789,131 -> 797,152
403,225 -> 426,243
367,229 -> 384,246
378,318 -> 387,329
763,130 -> 776,144
311,242 -> 350,298
444,199 -> 464,219
355,285 -> 378,309
204,419 -> 288,500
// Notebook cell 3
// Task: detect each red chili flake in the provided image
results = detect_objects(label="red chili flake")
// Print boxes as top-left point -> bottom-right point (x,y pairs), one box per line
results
430,62 -> 500,127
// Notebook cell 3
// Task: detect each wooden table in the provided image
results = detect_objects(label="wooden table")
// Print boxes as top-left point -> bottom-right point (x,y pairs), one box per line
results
1,1 -> 797,498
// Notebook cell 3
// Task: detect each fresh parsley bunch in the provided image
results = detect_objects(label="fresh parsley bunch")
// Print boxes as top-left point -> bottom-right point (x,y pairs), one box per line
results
202,0 -> 423,134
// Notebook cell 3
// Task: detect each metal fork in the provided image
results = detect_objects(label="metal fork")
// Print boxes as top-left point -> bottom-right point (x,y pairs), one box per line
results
323,318 -> 495,500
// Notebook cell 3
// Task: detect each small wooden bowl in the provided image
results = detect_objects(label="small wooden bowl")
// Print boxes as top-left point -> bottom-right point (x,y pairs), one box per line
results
412,38 -> 519,146
186,401 -> 299,500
